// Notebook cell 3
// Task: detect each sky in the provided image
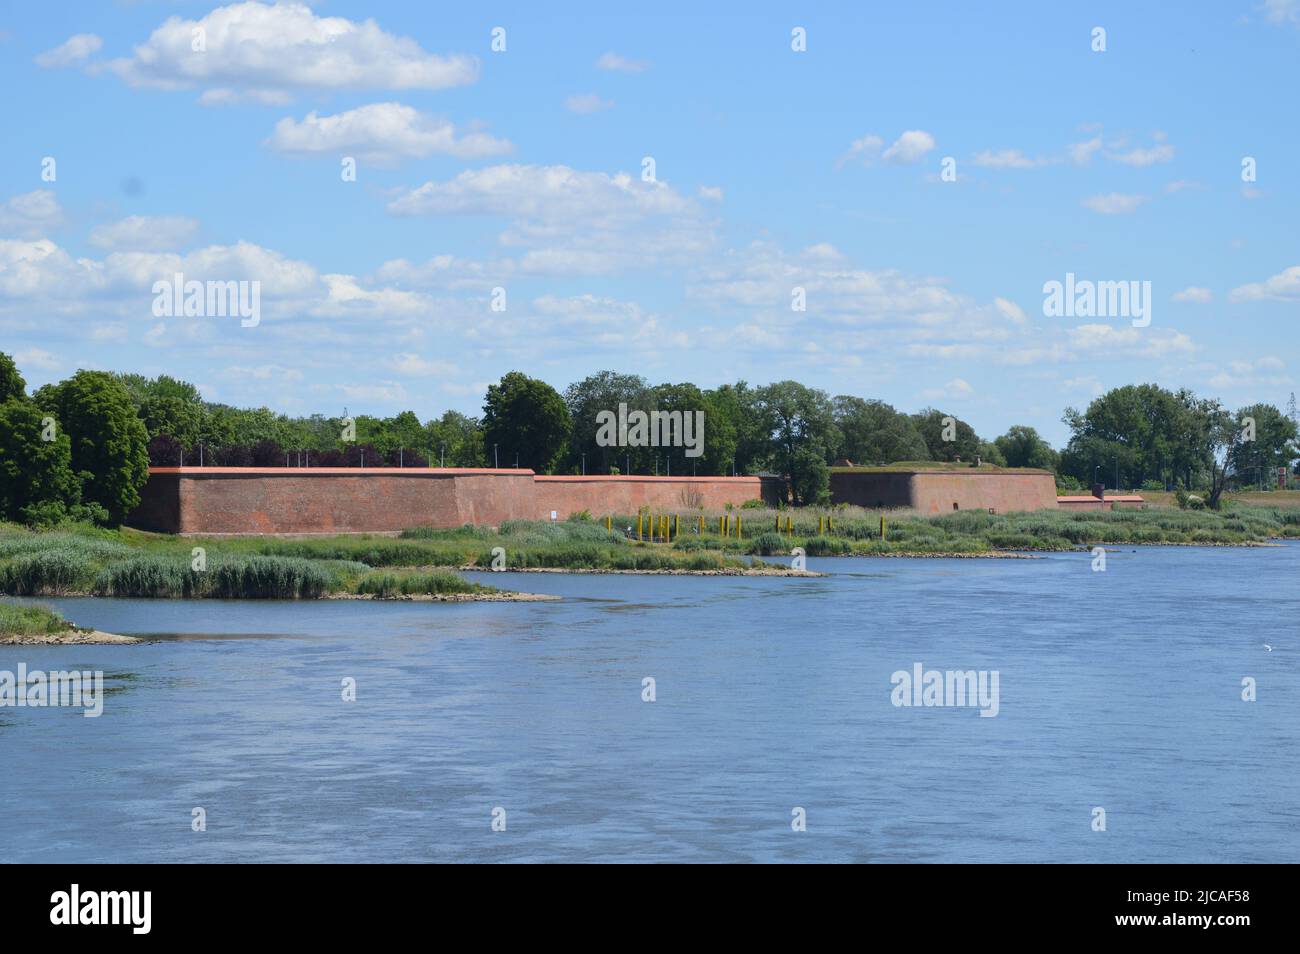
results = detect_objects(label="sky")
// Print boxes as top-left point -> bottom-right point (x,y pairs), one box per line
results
1,0 -> 1297,448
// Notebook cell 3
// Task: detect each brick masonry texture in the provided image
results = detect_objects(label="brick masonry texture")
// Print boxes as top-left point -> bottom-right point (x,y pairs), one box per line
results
829,469 -> 1061,514
128,468 -> 774,534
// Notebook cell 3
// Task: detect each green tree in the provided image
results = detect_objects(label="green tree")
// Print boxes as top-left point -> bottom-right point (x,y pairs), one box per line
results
0,352 -> 26,403
483,371 -> 572,472
1060,384 -> 1206,490
34,371 -> 150,524
755,381 -> 839,504
0,400 -> 81,522
994,425 -> 1059,471
911,408 -> 982,462
1229,404 -> 1299,487
426,410 -> 486,467
833,396 -> 929,464
563,371 -> 654,474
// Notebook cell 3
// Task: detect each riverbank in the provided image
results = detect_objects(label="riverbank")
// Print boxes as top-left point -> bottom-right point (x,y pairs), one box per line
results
0,602 -> 137,645
3,504 -> 1297,599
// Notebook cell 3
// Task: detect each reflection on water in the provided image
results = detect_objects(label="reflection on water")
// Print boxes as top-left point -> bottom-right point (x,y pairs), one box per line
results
2,545 -> 1297,863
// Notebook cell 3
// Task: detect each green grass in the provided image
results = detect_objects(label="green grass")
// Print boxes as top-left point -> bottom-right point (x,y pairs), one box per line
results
0,601 -> 73,636
1,501 -> 1294,601
353,569 -> 496,597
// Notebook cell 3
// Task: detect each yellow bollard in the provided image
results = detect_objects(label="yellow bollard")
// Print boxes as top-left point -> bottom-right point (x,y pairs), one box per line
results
637,514 -> 643,541
673,514 -> 678,540
818,515 -> 824,534
880,515 -> 886,540
606,515 -> 612,532
785,516 -> 792,535
828,515 -> 834,533
775,514 -> 780,532
719,515 -> 725,536
698,515 -> 704,535
737,514 -> 743,538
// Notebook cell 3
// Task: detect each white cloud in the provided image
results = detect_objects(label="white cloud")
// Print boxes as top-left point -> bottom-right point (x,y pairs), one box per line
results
1067,136 -> 1103,165
994,297 -> 1028,325
923,378 -> 973,400
1106,143 -> 1175,166
14,347 -> 59,370
107,1 -> 478,102
35,33 -> 102,68
387,164 -> 714,274
1262,0 -> 1300,25
838,134 -> 884,167
1172,286 -> 1213,303
698,185 -> 724,202
971,149 -> 1049,170
0,191 -> 65,237
1066,323 -> 1194,358
393,353 -> 458,376
268,103 -> 512,162
595,52 -> 648,72
1081,192 -> 1149,214
564,93 -> 614,114
1230,265 -> 1300,301
88,215 -> 201,251
882,130 -> 936,164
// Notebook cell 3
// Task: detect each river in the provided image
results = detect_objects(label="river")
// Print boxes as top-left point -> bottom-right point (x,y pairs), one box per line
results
2,545 -> 1296,862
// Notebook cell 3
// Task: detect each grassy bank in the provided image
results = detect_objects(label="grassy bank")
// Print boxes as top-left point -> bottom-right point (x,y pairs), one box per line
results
1,502 -> 1295,598
0,601 -> 73,636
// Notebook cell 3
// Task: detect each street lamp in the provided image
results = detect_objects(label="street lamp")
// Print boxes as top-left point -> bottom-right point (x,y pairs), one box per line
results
581,453 -> 586,475
494,444 -> 499,468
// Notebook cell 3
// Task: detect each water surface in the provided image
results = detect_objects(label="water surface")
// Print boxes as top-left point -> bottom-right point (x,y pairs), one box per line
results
2,546 -> 1296,862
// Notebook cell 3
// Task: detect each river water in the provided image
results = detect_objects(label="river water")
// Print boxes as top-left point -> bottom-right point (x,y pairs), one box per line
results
2,545 -> 1297,863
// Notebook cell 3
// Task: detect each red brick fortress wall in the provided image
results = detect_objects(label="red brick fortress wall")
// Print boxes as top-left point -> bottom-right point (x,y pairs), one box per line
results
828,469 -> 1059,514
128,468 -> 773,534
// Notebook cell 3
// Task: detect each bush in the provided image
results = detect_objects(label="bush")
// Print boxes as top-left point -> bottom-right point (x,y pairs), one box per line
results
0,601 -> 70,636
0,548 -> 95,595
750,532 -> 788,556
354,570 -> 488,597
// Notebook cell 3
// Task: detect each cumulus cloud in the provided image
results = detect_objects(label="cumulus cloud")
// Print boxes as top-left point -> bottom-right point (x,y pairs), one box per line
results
0,191 -> 65,237
1106,143 -> 1175,166
1081,192 -> 1149,214
1230,265 -> 1300,301
88,215 -> 201,251
970,149 -> 1050,170
838,131 -> 936,167
564,93 -> 614,114
387,164 -> 715,274
35,33 -> 102,68
1067,136 -> 1103,165
107,1 -> 478,102
595,52 -> 648,72
882,130 -> 936,164
1172,286 -> 1213,303
268,103 -> 512,162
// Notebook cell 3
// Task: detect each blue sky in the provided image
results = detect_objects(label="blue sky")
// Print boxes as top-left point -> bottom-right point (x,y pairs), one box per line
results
1,0 -> 1297,447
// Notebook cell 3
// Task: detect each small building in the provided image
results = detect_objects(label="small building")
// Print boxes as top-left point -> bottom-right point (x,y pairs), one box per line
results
829,465 -> 1059,513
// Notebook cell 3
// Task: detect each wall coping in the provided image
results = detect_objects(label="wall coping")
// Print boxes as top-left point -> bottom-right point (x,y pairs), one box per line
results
147,467 -> 534,477
534,474 -> 762,483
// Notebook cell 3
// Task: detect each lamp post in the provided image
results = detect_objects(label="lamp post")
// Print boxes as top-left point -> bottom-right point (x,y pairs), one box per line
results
440,444 -> 445,469
494,444 -> 499,468
581,453 -> 586,475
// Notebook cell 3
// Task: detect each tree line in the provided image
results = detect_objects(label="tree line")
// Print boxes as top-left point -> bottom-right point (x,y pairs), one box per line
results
1,352 -> 1296,526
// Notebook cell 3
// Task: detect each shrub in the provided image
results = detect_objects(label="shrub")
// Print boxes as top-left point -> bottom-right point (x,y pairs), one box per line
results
354,570 -> 488,597
0,547 -> 95,595
750,532 -> 787,556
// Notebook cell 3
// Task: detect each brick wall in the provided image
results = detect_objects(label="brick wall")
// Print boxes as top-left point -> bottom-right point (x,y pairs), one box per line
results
829,469 -> 1059,513
128,468 -> 773,534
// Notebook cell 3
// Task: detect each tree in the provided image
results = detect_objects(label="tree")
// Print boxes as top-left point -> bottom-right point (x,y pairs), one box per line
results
426,410 -> 486,467
482,371 -> 571,472
0,352 -> 26,404
911,408 -> 982,462
563,371 -> 653,474
755,381 -> 839,504
1228,404 -> 1299,487
0,399 -> 81,522
994,425 -> 1059,471
1060,384 -> 1205,490
834,396 -> 929,464
34,371 -> 150,524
